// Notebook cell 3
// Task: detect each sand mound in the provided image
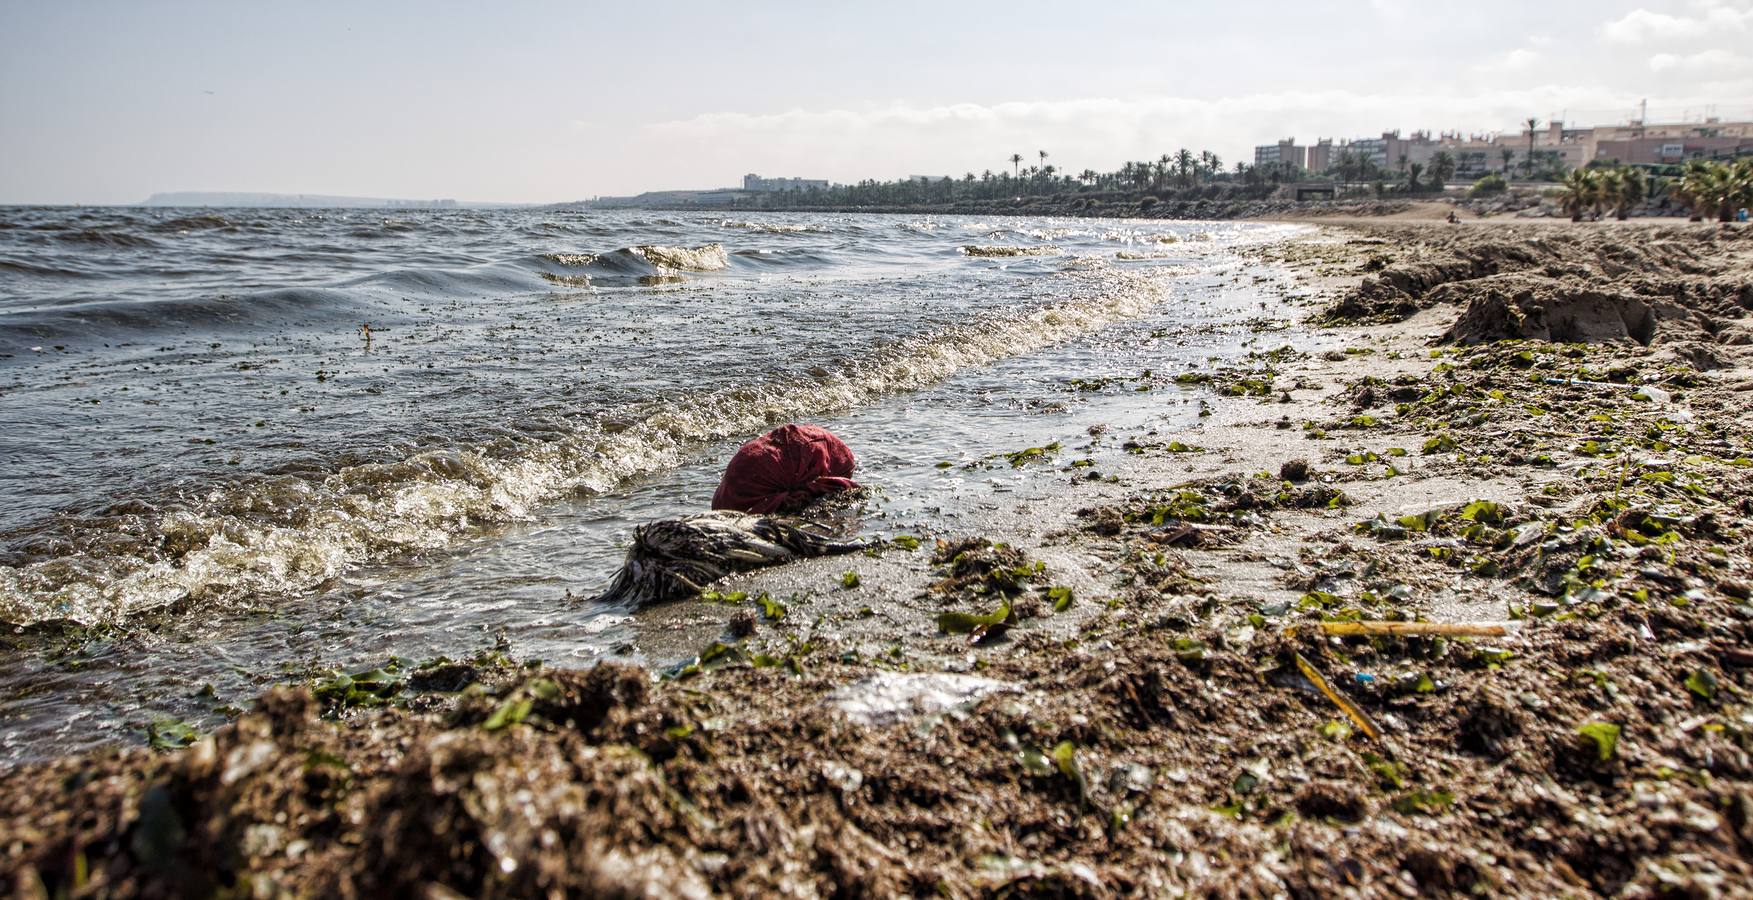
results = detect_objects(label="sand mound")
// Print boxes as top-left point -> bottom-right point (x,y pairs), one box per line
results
1440,278 -> 1660,345
1321,225 -> 1752,362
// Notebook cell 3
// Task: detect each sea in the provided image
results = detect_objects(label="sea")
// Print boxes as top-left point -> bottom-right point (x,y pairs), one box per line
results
0,206 -> 1307,760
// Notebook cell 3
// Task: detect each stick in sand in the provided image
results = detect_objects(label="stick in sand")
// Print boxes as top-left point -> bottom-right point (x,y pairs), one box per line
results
1293,652 -> 1382,743
1318,622 -> 1507,638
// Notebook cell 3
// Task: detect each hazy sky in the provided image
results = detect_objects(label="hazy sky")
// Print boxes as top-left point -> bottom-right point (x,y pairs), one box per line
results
3,0 -> 1750,204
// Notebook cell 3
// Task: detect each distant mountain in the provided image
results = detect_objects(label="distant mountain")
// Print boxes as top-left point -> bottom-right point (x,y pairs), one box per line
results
139,192 -> 529,209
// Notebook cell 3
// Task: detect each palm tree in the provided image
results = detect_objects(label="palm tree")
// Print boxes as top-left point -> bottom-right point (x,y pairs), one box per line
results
1558,169 -> 1603,222
1332,150 -> 1357,185
1523,117 -> 1540,178
1606,166 -> 1646,220
1037,150 -> 1049,172
1428,152 -> 1456,190
1200,151 -> 1223,182
1156,154 -> 1172,191
1500,146 -> 1515,177
1009,153 -> 1024,179
1174,148 -> 1196,188
1405,163 -> 1424,194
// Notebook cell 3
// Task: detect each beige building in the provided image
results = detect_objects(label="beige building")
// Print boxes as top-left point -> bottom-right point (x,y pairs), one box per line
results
1254,138 -> 1305,169
1271,116 -> 1752,180
1588,119 -> 1753,165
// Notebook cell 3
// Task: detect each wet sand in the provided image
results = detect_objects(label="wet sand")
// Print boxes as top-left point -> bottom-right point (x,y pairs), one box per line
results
5,221 -> 1752,897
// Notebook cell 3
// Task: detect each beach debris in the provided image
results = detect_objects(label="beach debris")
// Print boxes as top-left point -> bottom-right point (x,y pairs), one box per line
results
929,538 -> 1044,597
711,423 -> 859,514
1146,521 -> 1238,548
1101,474 -> 1350,540
588,511 -> 864,607
827,672 -> 1015,726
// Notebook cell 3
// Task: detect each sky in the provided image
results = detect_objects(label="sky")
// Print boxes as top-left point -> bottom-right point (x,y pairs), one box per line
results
2,0 -> 1751,204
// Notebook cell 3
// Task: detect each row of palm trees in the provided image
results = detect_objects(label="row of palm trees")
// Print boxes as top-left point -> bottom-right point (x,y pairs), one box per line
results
1555,166 -> 1650,221
1009,148 -> 1231,192
730,148 -> 1255,209
1673,158 -> 1753,222
1555,158 -> 1752,222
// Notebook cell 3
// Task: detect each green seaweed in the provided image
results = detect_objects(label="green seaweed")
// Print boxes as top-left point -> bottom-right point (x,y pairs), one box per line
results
313,663 -> 406,711
145,717 -> 197,752
482,696 -> 533,732
1577,721 -> 1621,761
1684,668 -> 1717,701
1052,740 -> 1091,807
1393,788 -> 1455,815
936,599 -> 1013,638
1003,441 -> 1062,467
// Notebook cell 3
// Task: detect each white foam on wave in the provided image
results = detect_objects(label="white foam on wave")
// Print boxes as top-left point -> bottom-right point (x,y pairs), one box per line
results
717,220 -> 825,235
959,245 -> 1061,258
634,243 -> 729,272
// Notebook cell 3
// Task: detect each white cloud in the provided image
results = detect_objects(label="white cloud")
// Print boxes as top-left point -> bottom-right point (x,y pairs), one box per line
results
1603,3 -> 1753,43
1469,46 -> 1542,75
644,87 -> 1676,182
1502,48 -> 1541,70
1649,47 -> 1753,72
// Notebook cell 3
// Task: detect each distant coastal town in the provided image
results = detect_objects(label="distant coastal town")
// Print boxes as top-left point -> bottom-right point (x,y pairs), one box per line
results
129,112 -> 1752,222
580,112 -> 1753,214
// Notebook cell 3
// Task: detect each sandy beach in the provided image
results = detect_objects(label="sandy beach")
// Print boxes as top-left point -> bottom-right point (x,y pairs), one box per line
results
5,218 -> 1751,897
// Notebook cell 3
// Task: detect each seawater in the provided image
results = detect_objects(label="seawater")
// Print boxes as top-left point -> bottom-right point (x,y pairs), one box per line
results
0,206 -> 1306,760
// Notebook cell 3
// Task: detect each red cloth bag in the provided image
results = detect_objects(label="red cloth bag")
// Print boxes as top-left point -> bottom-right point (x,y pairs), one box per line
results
711,424 -> 859,514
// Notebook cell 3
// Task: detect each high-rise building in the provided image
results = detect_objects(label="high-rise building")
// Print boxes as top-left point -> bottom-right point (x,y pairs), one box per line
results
1253,139 -> 1305,169
742,174 -> 830,192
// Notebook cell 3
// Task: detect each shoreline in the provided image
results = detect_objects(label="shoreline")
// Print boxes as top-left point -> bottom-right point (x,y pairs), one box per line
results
612,196 -> 1710,226
5,220 -> 1752,896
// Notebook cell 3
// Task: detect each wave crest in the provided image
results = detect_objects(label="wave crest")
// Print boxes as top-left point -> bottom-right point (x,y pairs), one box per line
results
959,245 -> 1060,258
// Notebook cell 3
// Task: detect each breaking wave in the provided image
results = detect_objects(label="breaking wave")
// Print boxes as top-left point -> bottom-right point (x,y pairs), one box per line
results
632,243 -> 729,271
959,245 -> 1061,258
0,259 -> 1172,627
717,219 -> 827,234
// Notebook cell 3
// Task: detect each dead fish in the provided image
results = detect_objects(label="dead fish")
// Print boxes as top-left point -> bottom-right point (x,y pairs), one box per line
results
589,511 -> 865,607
